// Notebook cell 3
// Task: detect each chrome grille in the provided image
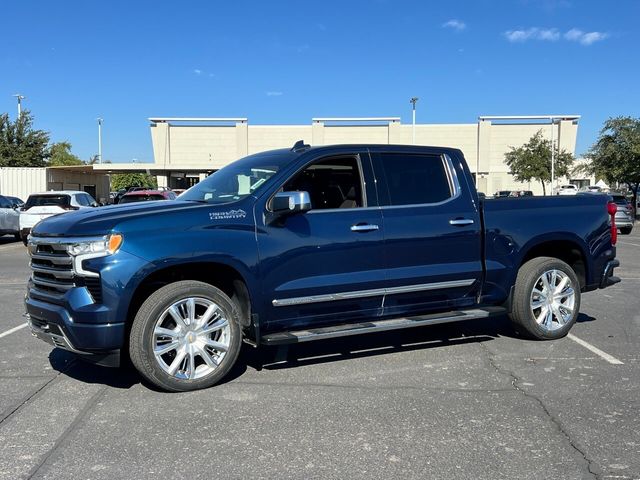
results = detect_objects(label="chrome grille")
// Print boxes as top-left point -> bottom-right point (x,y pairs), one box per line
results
29,242 -> 75,295
27,237 -> 104,302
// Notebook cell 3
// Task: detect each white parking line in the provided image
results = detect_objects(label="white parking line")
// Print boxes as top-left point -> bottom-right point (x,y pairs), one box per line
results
0,244 -> 24,252
567,333 -> 624,365
0,323 -> 28,339
617,241 -> 640,247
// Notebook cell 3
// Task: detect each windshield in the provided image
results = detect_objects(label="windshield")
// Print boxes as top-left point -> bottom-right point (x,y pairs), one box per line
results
180,151 -> 293,204
120,194 -> 166,204
25,194 -> 71,209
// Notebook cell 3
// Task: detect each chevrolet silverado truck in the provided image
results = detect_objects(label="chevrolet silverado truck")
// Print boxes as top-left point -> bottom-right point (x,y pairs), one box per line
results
25,142 -> 620,392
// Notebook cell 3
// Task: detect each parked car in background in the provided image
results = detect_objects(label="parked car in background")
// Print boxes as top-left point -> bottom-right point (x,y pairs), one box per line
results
579,185 -> 601,193
19,191 -> 99,245
493,190 -> 533,198
0,194 -> 20,240
556,185 -> 578,195
118,189 -> 177,204
6,196 -> 25,208
610,193 -> 635,234
171,189 -> 187,196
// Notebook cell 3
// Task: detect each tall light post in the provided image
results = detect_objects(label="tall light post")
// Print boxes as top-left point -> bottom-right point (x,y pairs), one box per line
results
97,118 -> 103,164
12,94 -> 25,118
410,97 -> 419,144
550,118 -> 556,195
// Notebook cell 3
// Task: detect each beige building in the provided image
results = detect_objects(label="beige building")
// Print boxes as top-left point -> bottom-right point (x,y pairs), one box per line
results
0,166 -> 111,203
140,115 -> 583,195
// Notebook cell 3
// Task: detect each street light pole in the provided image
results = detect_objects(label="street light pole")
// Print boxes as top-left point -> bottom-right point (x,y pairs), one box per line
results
12,94 -> 25,118
97,118 -> 103,164
550,118 -> 555,195
410,97 -> 419,144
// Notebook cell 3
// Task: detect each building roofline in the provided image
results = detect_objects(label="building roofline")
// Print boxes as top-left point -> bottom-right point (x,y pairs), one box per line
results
312,117 -> 401,123
149,117 -> 248,123
478,115 -> 581,121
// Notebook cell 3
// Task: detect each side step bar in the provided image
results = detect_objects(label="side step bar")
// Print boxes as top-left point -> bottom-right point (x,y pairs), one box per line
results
260,307 -> 506,345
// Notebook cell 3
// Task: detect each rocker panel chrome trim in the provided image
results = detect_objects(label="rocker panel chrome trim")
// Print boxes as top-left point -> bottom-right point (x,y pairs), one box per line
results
272,279 -> 476,307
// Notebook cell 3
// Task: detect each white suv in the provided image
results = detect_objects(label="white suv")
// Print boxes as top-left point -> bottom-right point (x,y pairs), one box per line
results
20,191 -> 98,245
556,184 -> 578,195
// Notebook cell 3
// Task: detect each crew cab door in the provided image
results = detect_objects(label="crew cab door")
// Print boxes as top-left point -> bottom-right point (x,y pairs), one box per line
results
371,150 -> 483,316
256,152 -> 385,330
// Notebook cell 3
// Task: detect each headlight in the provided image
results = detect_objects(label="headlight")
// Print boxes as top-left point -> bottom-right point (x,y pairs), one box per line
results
67,234 -> 123,278
68,233 -> 123,256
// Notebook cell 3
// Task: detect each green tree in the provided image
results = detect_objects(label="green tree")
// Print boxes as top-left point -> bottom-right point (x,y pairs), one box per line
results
49,141 -> 83,166
111,173 -> 157,191
504,130 -> 574,195
581,116 -> 640,207
0,111 -> 50,167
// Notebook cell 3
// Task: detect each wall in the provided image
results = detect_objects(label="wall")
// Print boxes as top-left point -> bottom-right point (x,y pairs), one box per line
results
0,168 -> 47,200
47,170 -> 111,204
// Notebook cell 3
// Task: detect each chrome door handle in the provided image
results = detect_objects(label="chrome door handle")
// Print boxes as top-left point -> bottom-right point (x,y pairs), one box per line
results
350,224 -> 380,232
449,219 -> 474,226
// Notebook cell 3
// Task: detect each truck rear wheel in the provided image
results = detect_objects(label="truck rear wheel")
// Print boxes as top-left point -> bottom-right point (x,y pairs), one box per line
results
510,257 -> 580,340
129,280 -> 242,392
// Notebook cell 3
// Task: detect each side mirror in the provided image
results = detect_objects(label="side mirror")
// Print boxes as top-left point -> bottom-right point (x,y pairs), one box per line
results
91,201 -> 99,207
272,191 -> 311,215
12,204 -> 19,210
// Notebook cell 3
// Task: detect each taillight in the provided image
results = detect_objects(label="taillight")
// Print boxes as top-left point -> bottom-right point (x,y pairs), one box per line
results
608,201 -> 617,245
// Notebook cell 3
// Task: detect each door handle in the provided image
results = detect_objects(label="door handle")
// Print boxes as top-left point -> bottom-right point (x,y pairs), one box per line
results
449,218 -> 474,226
350,224 -> 380,232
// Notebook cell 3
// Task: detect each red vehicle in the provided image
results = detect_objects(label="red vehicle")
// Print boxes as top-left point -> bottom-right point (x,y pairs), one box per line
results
118,190 -> 177,204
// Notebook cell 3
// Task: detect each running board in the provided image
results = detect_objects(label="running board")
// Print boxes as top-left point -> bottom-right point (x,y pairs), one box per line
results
260,307 -> 506,345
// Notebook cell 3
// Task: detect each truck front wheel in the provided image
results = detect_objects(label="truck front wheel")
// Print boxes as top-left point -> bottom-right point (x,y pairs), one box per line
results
510,257 -> 581,340
129,280 -> 242,392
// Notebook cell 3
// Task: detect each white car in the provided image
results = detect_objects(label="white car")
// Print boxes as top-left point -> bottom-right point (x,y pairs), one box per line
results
0,195 -> 20,240
556,184 -> 578,195
20,191 -> 98,245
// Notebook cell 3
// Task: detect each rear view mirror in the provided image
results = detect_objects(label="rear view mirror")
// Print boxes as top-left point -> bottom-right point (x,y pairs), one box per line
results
272,191 -> 312,215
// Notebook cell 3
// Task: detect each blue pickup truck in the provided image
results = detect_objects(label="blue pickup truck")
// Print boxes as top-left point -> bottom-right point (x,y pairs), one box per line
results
25,143 -> 620,391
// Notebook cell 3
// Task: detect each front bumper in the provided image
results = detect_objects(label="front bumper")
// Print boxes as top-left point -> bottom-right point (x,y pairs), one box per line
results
24,236 -> 151,365
26,312 -> 121,367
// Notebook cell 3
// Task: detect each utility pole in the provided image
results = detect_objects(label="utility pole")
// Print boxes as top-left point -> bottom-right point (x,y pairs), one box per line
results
12,94 -> 25,118
97,118 -> 103,164
410,97 -> 419,144
550,118 -> 555,195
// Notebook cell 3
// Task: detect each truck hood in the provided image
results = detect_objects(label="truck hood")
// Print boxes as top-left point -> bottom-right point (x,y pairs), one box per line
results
31,201 -> 210,237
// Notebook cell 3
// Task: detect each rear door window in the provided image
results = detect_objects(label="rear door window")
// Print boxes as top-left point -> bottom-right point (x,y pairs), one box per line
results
25,195 -> 71,209
377,153 -> 454,206
0,196 -> 11,209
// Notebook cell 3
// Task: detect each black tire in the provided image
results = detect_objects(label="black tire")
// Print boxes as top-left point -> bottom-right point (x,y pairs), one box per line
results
509,257 -> 580,340
129,280 -> 242,392
620,227 -> 632,235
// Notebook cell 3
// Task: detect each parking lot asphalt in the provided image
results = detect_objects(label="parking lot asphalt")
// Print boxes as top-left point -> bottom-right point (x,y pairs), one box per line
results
0,233 -> 638,480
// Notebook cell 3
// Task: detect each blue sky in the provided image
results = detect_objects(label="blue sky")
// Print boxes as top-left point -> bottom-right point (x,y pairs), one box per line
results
1,0 -> 638,163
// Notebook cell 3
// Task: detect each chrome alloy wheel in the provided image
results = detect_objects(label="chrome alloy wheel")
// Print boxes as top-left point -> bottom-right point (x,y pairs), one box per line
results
153,297 -> 230,380
530,269 -> 576,332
